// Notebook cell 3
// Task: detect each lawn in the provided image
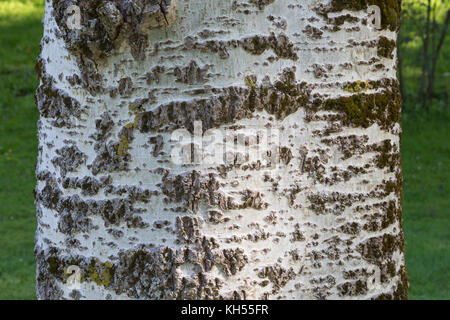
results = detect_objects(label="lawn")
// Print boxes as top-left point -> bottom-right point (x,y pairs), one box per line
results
0,0 -> 448,299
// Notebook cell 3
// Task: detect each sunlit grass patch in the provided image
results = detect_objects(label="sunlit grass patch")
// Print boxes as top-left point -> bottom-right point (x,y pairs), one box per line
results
0,0 -> 44,22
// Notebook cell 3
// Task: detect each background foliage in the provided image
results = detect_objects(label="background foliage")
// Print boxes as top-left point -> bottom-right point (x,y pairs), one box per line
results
0,0 -> 448,299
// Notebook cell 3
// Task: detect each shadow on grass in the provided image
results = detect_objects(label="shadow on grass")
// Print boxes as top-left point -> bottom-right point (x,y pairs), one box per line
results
402,108 -> 450,299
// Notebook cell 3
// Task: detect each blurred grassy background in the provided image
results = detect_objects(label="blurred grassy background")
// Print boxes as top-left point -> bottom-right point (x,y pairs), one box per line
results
0,0 -> 448,299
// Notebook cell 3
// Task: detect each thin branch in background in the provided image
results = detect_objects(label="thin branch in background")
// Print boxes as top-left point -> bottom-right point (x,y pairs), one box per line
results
418,0 -> 432,108
398,9 -> 407,104
425,9 -> 450,108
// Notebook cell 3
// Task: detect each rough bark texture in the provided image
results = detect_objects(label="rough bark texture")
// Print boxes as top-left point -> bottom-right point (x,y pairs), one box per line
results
35,0 -> 408,300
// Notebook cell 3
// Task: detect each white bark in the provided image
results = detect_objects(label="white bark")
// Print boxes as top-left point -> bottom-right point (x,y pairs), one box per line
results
35,0 -> 408,300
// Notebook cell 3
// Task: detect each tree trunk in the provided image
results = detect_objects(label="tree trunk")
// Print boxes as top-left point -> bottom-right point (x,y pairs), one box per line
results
35,0 -> 408,300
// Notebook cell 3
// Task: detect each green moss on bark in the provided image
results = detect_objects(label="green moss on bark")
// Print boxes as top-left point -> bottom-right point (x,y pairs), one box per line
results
321,81 -> 401,130
377,36 -> 396,59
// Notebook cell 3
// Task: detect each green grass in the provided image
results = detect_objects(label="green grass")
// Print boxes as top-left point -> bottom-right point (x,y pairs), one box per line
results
0,0 -> 43,300
402,110 -> 450,300
0,0 -> 448,300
